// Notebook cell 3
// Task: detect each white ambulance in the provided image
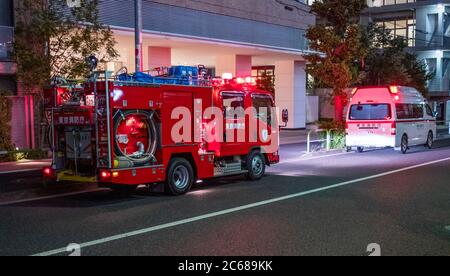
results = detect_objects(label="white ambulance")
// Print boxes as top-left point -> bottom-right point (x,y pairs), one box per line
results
346,86 -> 436,154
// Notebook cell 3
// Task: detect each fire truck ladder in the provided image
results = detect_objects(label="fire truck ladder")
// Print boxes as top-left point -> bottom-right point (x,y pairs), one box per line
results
91,71 -> 114,170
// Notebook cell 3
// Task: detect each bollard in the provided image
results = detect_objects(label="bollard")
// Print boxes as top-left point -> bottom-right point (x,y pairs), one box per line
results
326,130 -> 331,151
307,130 -> 312,153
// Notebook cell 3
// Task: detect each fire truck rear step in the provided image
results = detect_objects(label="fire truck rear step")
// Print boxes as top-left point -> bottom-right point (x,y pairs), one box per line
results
214,162 -> 246,177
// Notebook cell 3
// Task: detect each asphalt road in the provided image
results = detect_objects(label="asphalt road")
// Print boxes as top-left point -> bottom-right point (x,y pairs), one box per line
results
1,140 -> 450,256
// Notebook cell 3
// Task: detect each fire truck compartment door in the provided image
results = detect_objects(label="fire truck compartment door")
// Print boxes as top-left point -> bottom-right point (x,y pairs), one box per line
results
162,91 -> 193,145
65,127 -> 92,159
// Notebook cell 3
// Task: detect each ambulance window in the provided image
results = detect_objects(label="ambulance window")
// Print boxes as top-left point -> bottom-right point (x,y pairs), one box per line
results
425,104 -> 433,117
349,104 -> 391,120
222,93 -> 245,119
252,95 -> 273,123
396,104 -> 423,119
412,104 -> 424,118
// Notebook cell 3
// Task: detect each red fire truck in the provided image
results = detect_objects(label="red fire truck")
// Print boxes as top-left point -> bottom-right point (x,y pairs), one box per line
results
42,69 -> 281,195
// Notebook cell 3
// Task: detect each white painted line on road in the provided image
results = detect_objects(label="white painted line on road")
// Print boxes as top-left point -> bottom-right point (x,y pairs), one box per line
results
279,151 -> 351,164
0,189 -> 106,207
32,156 -> 450,256
0,168 -> 42,175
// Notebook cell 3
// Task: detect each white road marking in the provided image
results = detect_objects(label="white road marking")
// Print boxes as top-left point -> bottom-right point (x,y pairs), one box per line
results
279,151 -> 351,164
32,156 -> 450,256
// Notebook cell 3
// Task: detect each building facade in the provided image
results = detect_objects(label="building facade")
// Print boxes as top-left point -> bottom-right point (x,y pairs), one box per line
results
2,0 -> 316,150
97,0 -> 315,129
0,0 -> 15,93
362,0 -> 450,121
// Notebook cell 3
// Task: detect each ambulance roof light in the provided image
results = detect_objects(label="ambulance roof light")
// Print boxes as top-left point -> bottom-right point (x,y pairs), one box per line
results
389,86 -> 399,94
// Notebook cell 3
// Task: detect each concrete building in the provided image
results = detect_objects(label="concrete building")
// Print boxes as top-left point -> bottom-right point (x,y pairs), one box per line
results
1,0 -> 316,149
97,0 -> 316,129
361,0 -> 450,121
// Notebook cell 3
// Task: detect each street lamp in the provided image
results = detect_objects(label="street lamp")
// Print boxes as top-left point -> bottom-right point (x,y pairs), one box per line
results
135,0 -> 143,73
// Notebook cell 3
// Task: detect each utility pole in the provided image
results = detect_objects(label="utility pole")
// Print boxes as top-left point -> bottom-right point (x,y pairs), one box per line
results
135,0 -> 143,72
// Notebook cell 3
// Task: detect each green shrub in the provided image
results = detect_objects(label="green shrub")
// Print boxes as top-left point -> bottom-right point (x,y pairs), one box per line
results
317,119 -> 346,150
0,92 -> 14,152
0,150 -> 49,163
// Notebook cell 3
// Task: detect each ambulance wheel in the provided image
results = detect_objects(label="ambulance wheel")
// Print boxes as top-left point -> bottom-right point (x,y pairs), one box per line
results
425,131 -> 433,149
246,151 -> 266,181
401,135 -> 409,154
165,158 -> 194,196
357,147 -> 364,153
110,185 -> 138,194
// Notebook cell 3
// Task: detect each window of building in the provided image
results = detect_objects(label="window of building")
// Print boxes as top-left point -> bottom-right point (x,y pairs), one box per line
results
0,0 -> 14,27
375,18 -> 416,47
370,0 -> 416,7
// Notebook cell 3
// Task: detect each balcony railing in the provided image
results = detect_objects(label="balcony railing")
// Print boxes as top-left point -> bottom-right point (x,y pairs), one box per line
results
0,26 -> 14,62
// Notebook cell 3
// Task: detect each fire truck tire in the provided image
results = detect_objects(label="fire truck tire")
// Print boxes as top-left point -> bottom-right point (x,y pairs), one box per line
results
246,151 -> 266,181
165,158 -> 194,195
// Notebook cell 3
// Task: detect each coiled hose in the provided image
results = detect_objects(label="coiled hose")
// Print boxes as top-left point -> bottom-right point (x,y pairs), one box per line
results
113,110 -> 158,167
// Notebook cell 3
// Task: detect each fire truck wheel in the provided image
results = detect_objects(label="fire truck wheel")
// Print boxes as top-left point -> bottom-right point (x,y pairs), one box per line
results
166,158 -> 194,195
246,151 -> 266,181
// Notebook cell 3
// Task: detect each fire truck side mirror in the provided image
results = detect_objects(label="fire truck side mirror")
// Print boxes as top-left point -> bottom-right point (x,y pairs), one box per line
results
282,109 -> 289,126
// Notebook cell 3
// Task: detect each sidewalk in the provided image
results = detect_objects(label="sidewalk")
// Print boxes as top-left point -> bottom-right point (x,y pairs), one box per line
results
280,129 -> 309,145
0,159 -> 51,174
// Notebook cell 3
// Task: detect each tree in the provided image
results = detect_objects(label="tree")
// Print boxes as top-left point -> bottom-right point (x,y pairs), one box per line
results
306,0 -> 367,122
0,92 -> 14,151
14,0 -> 119,91
360,23 -> 433,97
13,0 -> 119,148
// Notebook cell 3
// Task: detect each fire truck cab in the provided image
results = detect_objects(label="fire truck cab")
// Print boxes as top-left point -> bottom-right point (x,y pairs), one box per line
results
43,69 -> 280,195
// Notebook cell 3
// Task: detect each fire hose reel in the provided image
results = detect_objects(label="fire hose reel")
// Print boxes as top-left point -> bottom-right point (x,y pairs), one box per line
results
113,110 -> 158,167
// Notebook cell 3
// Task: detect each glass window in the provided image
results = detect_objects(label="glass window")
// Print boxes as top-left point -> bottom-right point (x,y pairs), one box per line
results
425,104 -> 433,117
349,104 -> 392,120
222,93 -> 245,119
396,104 -> 424,119
412,104 -> 424,118
252,95 -> 273,123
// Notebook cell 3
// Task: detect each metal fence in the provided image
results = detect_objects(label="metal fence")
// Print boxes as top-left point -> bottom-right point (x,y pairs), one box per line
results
306,128 -> 344,153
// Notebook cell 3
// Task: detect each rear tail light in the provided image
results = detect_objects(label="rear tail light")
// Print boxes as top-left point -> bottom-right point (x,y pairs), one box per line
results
391,122 -> 396,135
345,122 -> 349,134
100,171 -> 111,179
43,167 -> 53,177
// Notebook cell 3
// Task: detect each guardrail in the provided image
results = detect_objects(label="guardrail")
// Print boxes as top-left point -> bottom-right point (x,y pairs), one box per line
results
306,128 -> 340,154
